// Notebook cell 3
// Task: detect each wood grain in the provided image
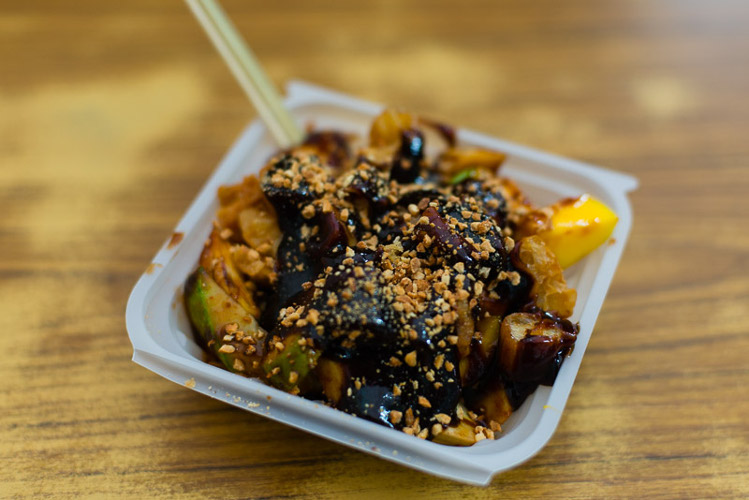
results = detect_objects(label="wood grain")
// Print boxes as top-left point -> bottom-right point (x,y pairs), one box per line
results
1,0 -> 748,498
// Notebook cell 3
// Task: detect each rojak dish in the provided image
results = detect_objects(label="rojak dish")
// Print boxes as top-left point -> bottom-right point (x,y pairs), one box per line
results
184,110 -> 618,445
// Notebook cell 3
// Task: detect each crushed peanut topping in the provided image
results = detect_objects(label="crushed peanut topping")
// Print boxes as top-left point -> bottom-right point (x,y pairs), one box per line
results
188,112 -> 583,447
404,351 -> 417,367
434,413 -> 451,425
302,204 -> 316,219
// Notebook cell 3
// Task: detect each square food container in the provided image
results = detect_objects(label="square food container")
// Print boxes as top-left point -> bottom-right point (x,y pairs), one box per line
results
125,81 -> 637,486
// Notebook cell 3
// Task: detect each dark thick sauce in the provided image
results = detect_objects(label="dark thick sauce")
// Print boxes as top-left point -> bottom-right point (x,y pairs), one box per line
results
255,144 -> 575,434
198,124 -> 580,441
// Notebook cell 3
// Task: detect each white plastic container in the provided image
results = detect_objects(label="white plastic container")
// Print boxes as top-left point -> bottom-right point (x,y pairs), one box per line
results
125,81 -> 637,486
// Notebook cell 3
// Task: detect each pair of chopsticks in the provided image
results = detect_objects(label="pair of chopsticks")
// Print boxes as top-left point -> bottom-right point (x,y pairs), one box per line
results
185,0 -> 303,148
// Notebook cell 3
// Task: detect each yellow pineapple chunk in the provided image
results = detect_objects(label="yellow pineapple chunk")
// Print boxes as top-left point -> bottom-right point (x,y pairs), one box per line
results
538,194 -> 618,269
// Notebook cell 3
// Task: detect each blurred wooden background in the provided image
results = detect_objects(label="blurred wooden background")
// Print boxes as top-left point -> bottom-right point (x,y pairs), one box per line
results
1,0 -> 748,497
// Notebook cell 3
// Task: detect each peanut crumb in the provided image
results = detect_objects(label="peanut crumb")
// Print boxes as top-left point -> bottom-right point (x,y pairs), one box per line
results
435,413 -> 451,425
302,204 -> 316,219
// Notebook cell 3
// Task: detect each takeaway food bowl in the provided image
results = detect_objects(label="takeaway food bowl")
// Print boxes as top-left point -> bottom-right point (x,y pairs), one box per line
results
125,81 -> 636,485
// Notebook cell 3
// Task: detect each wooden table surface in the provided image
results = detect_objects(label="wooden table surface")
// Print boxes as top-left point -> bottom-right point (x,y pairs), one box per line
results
2,0 -> 748,498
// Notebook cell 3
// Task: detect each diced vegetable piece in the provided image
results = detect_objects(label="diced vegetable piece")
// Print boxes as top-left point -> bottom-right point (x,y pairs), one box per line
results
512,235 -> 577,319
449,168 -> 477,185
431,403 -> 491,446
477,315 -> 501,359
432,419 -> 478,446
200,226 -> 260,317
438,147 -> 507,178
369,109 -> 415,147
184,267 -> 265,376
262,332 -> 320,392
538,194 -> 618,269
231,244 -> 276,287
455,298 -> 474,360
454,297 -> 477,385
216,174 -> 281,253
499,312 -> 576,384
311,211 -> 353,255
472,383 -> 513,425
237,203 -> 281,256
317,358 -> 348,405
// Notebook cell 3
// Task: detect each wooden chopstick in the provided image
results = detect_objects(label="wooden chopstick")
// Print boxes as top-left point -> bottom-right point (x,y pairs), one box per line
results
185,0 -> 304,148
